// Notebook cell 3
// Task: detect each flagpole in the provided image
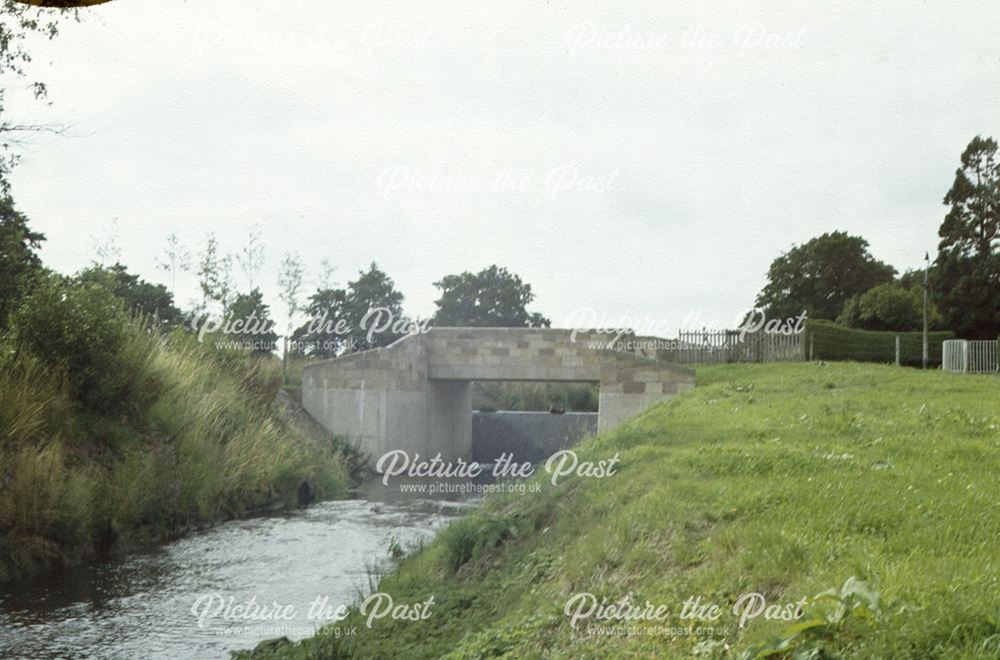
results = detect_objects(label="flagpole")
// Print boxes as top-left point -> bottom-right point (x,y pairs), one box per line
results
923,252 -> 929,370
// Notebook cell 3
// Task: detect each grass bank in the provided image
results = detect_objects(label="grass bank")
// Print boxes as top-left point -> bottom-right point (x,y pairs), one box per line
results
0,314 -> 352,582
241,362 -> 1000,659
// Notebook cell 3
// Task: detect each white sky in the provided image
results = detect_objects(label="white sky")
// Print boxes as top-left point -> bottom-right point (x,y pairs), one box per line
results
6,0 -> 1000,332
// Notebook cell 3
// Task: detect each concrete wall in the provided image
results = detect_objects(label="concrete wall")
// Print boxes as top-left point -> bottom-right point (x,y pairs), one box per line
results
471,411 -> 597,463
302,328 -> 695,466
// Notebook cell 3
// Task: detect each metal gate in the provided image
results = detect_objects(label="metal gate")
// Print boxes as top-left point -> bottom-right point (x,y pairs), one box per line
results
942,340 -> 999,373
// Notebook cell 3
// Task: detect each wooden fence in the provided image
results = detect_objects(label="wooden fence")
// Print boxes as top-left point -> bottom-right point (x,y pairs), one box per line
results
942,340 -> 999,374
659,330 -> 805,364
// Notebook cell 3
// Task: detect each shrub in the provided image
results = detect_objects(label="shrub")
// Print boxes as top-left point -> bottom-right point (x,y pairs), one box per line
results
10,275 -> 158,415
806,319 -> 954,367
837,283 -> 943,331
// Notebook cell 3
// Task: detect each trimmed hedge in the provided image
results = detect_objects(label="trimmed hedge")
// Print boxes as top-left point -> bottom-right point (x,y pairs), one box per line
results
806,320 -> 954,367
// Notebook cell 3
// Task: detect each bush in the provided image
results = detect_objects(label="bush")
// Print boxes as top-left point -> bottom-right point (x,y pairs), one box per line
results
837,283 -> 943,332
806,319 -> 954,367
10,275 -> 158,415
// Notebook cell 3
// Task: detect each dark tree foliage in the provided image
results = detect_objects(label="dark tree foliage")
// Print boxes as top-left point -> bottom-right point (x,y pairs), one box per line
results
291,263 -> 407,356
432,265 -> 550,328
11,273 -> 137,414
343,263 -> 406,351
226,288 -> 279,355
290,287 -> 349,358
0,196 -> 44,329
933,136 -> 1000,339
754,231 -> 896,321
76,262 -> 183,328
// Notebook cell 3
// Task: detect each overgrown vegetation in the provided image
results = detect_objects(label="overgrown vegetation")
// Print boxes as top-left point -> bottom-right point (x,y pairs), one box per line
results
0,275 -> 351,581
238,362 -> 1000,659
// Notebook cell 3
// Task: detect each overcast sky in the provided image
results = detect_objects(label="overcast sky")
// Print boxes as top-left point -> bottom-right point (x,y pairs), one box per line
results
6,0 -> 999,332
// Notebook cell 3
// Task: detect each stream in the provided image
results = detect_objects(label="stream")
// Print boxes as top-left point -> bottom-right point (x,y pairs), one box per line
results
0,483 -> 474,659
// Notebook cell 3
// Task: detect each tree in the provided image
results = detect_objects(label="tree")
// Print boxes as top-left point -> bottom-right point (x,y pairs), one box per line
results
277,252 -> 304,379
0,2 -> 78,192
343,262 -> 406,350
290,286 -> 348,358
157,232 -> 191,295
76,262 -> 183,328
289,263 -> 409,356
90,217 -> 121,265
236,226 -> 265,291
432,265 -> 550,328
837,283 -> 942,332
933,136 -> 1000,338
226,288 -> 278,355
196,233 -> 234,315
0,196 -> 44,329
754,231 -> 896,321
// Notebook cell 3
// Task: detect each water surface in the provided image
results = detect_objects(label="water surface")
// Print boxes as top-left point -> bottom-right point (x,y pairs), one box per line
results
0,492 -> 470,659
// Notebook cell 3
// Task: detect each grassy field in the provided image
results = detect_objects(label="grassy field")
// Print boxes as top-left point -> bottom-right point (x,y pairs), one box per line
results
239,362 -> 1000,659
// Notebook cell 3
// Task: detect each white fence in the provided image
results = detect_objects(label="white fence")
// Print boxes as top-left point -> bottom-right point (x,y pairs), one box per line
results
942,340 -> 999,374
668,330 -> 805,364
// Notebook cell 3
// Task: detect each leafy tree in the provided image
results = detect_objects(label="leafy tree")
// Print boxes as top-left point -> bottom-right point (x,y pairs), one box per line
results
343,262 -> 406,350
896,268 -> 928,290
0,196 -> 44,329
754,231 -> 896,321
933,136 -> 1000,338
291,263 -> 408,355
432,265 -> 550,328
76,262 -> 183,328
837,283 -> 942,332
226,288 -> 278,355
290,286 -> 348,358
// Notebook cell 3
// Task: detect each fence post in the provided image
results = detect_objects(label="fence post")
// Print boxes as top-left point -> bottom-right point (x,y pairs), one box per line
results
809,334 -> 814,362
895,336 -> 900,366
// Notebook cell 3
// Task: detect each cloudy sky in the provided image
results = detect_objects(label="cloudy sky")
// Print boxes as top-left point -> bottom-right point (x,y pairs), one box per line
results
6,0 -> 999,332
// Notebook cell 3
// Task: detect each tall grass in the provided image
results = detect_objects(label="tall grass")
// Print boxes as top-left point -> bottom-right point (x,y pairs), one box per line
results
0,318 -> 348,581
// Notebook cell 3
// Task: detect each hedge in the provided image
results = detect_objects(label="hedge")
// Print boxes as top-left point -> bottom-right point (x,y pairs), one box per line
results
805,320 -> 955,367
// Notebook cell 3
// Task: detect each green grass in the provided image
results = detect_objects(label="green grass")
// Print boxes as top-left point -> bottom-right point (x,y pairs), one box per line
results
237,362 -> 1000,659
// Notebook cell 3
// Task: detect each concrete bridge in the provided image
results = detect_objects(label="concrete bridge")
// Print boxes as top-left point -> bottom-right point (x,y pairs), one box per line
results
301,328 -> 695,464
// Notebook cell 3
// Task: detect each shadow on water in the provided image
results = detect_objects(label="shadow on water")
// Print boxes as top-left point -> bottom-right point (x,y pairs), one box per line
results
0,480 -> 480,659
